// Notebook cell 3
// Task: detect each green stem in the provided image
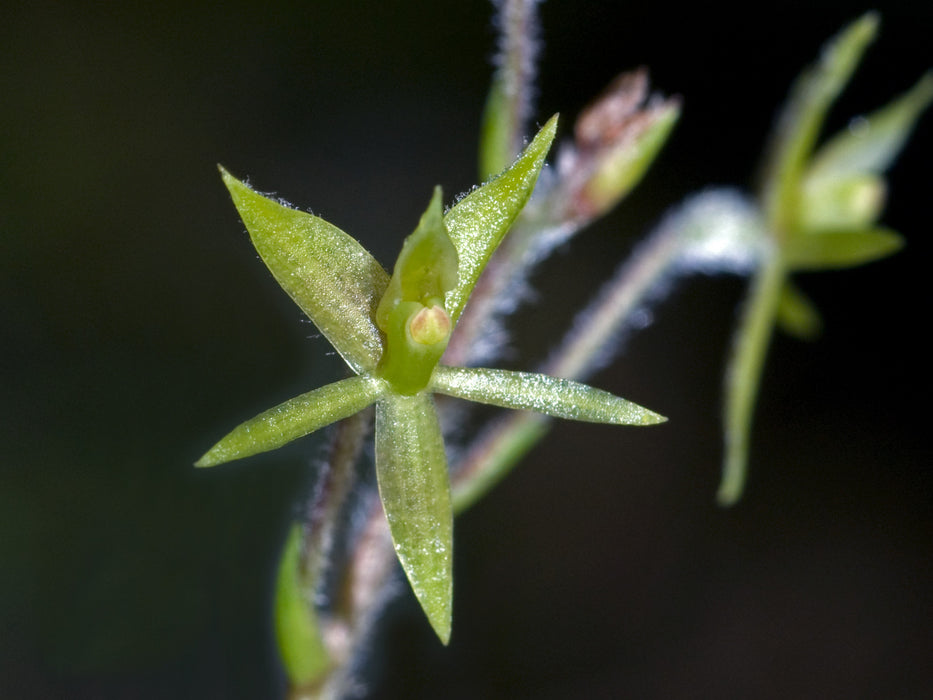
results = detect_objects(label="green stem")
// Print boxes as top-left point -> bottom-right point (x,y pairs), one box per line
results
718,253 -> 785,506
479,0 -> 541,179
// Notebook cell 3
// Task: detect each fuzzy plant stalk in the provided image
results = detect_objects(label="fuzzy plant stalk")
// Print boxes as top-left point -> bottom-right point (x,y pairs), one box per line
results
194,3 -> 929,697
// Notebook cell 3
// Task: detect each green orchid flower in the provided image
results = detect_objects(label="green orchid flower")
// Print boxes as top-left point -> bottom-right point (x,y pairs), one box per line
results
720,13 -> 932,505
196,114 -> 665,647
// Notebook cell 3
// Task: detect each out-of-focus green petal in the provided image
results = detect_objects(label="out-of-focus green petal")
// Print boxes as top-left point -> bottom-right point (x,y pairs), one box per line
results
220,168 -> 389,373
776,281 -> 823,340
274,525 -> 329,687
808,71 -> 933,178
431,366 -> 665,425
760,13 -> 878,232
799,174 -> 885,232
784,227 -> 903,270
374,393 -> 452,644
720,257 -> 785,506
444,115 -> 557,323
195,375 -> 386,467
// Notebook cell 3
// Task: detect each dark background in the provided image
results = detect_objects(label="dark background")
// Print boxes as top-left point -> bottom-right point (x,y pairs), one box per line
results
2,1 -> 930,698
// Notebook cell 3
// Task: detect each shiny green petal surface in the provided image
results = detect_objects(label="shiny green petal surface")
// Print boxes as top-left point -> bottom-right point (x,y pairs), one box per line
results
221,168 -> 390,373
432,366 -> 665,425
444,115 -> 557,322
196,375 -> 386,467
374,393 -> 453,644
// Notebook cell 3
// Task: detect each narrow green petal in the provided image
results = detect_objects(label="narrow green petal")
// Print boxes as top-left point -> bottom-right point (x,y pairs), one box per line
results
784,227 -> 903,270
376,187 -> 458,327
374,394 -> 452,644
808,71 -> 933,178
720,257 -> 785,506
760,13 -> 878,231
195,375 -> 385,467
374,188 -> 458,395
444,115 -> 557,323
274,525 -> 329,686
776,280 -> 823,340
432,366 -> 665,425
220,168 -> 390,373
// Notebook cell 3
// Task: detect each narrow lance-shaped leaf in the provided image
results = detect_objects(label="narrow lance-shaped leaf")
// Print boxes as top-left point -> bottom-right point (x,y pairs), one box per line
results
196,375 -> 386,467
274,525 -> 330,686
432,366 -> 666,425
374,393 -> 453,644
220,167 -> 390,373
783,227 -> 903,271
444,114 -> 558,322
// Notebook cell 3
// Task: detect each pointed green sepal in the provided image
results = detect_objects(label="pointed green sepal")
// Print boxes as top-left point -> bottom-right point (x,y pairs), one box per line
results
195,375 -> 386,467
376,187 -> 459,326
784,227 -> 903,271
374,393 -> 453,644
444,115 -> 558,322
776,280 -> 823,340
760,13 -> 878,232
808,71 -> 933,179
220,167 -> 390,373
432,366 -> 666,425
274,525 -> 330,687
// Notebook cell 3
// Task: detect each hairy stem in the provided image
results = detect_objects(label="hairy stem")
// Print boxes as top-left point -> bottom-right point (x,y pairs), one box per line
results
479,0 -> 542,179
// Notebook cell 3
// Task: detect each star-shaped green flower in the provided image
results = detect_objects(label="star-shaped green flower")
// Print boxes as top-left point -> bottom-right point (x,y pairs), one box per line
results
196,115 -> 664,643
720,13 -> 932,505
